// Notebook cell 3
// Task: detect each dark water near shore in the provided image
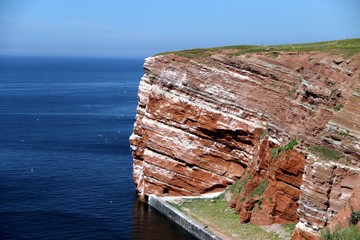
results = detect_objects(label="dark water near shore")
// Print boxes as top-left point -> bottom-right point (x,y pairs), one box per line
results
0,56 -> 196,239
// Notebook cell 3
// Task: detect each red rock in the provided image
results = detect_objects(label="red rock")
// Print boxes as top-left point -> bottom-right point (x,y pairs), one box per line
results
130,49 -> 360,239
329,184 -> 360,230
292,227 -> 319,240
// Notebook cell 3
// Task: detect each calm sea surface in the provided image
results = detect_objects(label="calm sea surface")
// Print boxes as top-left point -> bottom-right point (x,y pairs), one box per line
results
0,56 -> 196,239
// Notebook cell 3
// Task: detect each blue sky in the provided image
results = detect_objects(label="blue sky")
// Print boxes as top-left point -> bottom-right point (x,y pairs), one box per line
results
0,0 -> 359,58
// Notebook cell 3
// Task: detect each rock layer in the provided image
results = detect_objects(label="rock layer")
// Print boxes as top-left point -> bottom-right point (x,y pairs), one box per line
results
130,48 -> 360,238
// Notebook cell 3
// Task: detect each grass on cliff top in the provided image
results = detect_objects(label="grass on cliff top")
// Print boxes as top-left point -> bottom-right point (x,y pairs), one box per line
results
168,198 -> 281,240
157,38 -> 360,59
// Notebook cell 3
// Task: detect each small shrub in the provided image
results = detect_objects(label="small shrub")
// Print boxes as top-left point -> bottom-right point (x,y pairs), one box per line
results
333,105 -> 343,111
349,209 -> 360,225
270,51 -> 279,58
271,148 -> 281,158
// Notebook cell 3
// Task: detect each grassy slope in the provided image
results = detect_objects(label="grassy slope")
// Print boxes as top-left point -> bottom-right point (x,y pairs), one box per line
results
168,198 -> 282,240
158,38 -> 360,59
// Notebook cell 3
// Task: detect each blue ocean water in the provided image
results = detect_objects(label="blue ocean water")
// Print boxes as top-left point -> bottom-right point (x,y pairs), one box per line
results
0,56 -> 196,239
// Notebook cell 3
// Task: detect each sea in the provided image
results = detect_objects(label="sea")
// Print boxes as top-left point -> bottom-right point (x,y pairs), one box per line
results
0,56 -> 196,240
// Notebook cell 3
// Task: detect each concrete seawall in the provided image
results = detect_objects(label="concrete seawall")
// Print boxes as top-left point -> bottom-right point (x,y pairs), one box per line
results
148,195 -> 221,240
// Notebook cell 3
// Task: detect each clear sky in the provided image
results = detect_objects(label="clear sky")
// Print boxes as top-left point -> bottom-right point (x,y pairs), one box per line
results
0,0 -> 359,58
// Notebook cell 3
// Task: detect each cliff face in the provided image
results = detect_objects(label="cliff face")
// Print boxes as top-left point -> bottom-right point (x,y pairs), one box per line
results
130,42 -> 360,239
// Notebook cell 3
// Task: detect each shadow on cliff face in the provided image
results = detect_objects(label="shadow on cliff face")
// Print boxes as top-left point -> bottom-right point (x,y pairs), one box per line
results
130,197 -> 197,240
197,127 -> 255,147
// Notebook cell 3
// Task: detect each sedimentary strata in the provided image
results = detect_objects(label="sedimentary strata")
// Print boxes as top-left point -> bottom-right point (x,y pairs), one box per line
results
130,43 -> 360,239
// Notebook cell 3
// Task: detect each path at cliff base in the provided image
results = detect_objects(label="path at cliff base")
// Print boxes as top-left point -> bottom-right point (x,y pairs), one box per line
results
161,192 -> 294,240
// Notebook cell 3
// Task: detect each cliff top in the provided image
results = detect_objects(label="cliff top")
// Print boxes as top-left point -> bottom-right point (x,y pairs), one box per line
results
158,38 -> 360,59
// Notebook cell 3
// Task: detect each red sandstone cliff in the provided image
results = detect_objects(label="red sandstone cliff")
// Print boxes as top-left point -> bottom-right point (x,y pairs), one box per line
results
130,40 -> 360,239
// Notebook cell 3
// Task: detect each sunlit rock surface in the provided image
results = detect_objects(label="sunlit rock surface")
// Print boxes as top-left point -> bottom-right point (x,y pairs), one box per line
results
130,47 -> 360,239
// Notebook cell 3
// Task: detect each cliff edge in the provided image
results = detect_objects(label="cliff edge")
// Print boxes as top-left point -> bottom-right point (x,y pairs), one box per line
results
130,39 -> 360,239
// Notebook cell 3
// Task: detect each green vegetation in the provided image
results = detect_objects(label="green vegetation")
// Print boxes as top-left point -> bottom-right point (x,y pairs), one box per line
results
257,197 -> 263,210
271,139 -> 298,159
282,139 -> 298,151
167,201 -> 183,211
338,130 -> 350,138
168,198 -> 281,240
158,39 -> 360,59
214,191 -> 225,199
249,180 -> 269,198
333,104 -> 344,111
226,175 -> 268,211
331,127 -> 350,139
271,148 -> 281,158
226,174 -> 252,197
261,128 -> 269,139
282,223 -> 297,235
320,208 -> 360,239
349,209 -> 360,225
320,226 -> 360,240
260,123 -> 269,140
270,51 -> 279,58
308,145 -> 343,161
